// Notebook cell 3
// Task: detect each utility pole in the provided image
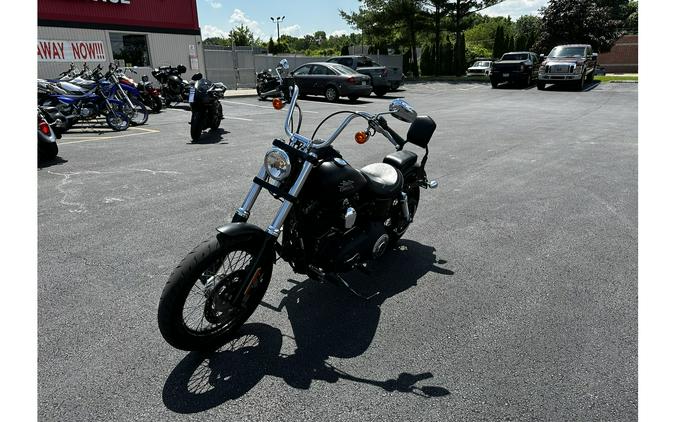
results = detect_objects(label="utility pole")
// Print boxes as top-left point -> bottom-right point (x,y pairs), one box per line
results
270,16 -> 285,41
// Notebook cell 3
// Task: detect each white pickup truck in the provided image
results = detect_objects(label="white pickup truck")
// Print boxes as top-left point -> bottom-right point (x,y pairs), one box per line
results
326,55 -> 404,97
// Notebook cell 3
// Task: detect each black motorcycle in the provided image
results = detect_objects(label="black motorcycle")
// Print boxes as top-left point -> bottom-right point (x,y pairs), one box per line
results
255,63 -> 284,100
158,60 -> 438,351
188,73 -> 226,142
151,64 -> 190,107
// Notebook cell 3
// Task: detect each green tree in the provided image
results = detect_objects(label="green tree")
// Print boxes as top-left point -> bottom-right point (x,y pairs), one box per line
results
341,44 -> 350,55
447,1 -> 505,75
341,0 -> 427,78
492,25 -> 505,59
420,44 -> 434,75
453,32 -> 466,73
203,37 -> 230,46
267,37 -> 277,54
229,24 -> 255,46
514,14 -> 542,48
534,0 -> 621,53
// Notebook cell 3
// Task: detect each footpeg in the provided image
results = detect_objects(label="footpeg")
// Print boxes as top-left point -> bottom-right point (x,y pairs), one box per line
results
426,180 -> 438,189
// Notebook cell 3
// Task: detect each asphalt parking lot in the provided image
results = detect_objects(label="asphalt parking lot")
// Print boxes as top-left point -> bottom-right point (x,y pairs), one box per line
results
38,81 -> 638,421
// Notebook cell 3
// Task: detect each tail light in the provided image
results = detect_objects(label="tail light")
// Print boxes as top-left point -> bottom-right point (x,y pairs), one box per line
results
346,77 -> 357,84
38,117 -> 51,135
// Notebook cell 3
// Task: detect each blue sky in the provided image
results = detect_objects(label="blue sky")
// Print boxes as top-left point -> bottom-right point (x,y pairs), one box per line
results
197,0 -> 549,40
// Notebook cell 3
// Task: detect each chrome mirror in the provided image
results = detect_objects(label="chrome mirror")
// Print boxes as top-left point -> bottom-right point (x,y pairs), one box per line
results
389,99 -> 417,123
279,59 -> 289,70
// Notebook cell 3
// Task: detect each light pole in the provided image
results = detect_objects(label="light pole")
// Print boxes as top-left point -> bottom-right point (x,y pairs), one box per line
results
270,16 -> 285,41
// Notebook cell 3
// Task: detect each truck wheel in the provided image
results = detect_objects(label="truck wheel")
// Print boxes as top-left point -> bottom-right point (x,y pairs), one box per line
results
537,82 -> 546,90
523,74 -> 532,87
577,77 -> 585,91
586,71 -> 594,83
490,79 -> 499,88
374,88 -> 387,97
324,86 -> 339,102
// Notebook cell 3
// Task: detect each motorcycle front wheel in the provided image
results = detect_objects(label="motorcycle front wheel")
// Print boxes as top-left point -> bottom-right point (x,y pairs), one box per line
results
106,111 -> 130,131
157,234 -> 273,351
150,96 -> 163,113
124,98 -> 149,126
190,111 -> 203,142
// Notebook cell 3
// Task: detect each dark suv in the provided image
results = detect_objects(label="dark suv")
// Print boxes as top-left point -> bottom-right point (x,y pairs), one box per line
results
538,44 -> 598,90
490,51 -> 540,88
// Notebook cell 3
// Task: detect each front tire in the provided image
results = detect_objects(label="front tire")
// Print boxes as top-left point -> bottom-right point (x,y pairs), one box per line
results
106,111 -> 130,131
537,81 -> 546,90
190,111 -> 203,142
209,103 -> 223,131
157,234 -> 273,351
490,79 -> 499,88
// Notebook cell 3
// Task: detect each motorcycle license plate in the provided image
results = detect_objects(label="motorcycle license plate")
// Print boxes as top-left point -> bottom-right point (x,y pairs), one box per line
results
188,88 -> 195,103
503,73 -> 510,77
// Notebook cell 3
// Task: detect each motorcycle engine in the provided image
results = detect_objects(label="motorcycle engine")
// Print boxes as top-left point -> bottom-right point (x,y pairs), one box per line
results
78,103 -> 97,118
289,197 -> 390,273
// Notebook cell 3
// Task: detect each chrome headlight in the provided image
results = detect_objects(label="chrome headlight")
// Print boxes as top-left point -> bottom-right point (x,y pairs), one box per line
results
264,148 -> 292,181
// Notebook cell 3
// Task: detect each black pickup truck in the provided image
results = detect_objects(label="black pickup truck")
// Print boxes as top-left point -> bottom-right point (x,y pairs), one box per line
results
490,51 -> 541,88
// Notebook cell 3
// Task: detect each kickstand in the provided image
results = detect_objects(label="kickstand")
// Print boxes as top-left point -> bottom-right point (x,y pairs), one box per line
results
325,273 -> 380,300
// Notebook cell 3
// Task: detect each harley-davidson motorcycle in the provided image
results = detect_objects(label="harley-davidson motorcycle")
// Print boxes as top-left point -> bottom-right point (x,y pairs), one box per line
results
158,60 -> 438,351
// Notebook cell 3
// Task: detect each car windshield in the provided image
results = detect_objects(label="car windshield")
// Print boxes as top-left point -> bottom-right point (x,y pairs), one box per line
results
473,61 -> 491,67
548,46 -> 586,58
356,57 -> 375,67
330,64 -> 361,75
502,54 -> 528,61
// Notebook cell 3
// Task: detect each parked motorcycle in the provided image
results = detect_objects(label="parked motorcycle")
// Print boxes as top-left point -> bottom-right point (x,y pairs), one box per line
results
38,108 -> 60,160
106,64 -> 149,126
157,60 -> 438,351
39,76 -> 131,132
151,64 -> 190,107
188,73 -> 226,142
116,67 -> 164,113
255,64 -> 284,100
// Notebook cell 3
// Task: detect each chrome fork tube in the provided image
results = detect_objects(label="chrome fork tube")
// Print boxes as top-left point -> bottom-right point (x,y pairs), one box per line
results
234,165 -> 267,221
266,160 -> 314,237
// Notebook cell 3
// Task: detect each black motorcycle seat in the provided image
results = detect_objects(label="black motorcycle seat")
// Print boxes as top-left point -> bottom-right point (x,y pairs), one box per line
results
360,163 -> 402,196
383,150 -> 417,173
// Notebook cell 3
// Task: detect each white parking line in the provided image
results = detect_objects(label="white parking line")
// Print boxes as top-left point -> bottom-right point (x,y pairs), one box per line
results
223,116 -> 253,121
60,127 -> 160,145
222,99 -> 319,113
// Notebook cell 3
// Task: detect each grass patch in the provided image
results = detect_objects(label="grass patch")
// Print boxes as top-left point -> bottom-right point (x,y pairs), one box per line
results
595,75 -> 638,82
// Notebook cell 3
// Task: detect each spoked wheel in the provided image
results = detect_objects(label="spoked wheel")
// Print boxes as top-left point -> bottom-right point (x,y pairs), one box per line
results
190,111 -> 203,142
157,235 -> 273,351
106,110 -> 130,131
123,98 -> 149,126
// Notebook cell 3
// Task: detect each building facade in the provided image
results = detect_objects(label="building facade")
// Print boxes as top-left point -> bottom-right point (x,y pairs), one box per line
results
598,34 -> 638,74
38,0 -> 205,79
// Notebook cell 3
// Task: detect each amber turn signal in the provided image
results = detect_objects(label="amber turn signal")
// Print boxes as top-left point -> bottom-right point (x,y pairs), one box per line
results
355,131 -> 369,144
272,98 -> 284,110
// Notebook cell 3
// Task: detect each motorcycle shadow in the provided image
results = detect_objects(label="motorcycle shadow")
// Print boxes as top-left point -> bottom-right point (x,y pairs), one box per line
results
188,129 -> 230,145
38,156 -> 68,169
163,239 -> 453,414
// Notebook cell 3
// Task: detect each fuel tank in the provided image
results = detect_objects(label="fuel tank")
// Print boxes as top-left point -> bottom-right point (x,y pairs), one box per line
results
302,158 -> 368,201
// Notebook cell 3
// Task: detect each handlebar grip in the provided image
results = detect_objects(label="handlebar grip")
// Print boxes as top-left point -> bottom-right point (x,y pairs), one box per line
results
377,116 -> 406,147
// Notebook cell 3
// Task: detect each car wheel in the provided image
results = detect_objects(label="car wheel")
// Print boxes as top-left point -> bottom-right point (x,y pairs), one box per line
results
374,88 -> 387,97
324,86 -> 339,102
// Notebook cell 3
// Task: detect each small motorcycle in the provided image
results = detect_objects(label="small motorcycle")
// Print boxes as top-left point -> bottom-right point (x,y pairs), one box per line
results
151,64 -> 190,107
158,60 -> 438,351
188,73 -> 226,142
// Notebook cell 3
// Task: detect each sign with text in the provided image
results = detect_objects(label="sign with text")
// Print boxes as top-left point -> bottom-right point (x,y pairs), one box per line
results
37,40 -> 106,62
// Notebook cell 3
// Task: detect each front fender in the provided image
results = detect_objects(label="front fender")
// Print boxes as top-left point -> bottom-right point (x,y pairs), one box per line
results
216,222 -> 267,242
120,84 -> 141,97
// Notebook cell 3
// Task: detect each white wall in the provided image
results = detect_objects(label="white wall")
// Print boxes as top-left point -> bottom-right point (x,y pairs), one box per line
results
38,26 -> 205,80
